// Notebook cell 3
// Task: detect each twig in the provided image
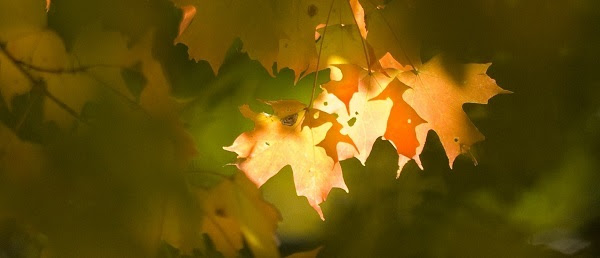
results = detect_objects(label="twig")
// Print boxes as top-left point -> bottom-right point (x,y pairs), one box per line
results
14,92 -> 40,132
364,0 -> 418,70
0,45 -> 88,124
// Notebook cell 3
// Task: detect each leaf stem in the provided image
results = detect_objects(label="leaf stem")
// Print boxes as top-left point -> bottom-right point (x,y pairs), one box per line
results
308,0 -> 337,110
14,91 -> 41,132
364,0 -> 418,71
346,0 -> 371,71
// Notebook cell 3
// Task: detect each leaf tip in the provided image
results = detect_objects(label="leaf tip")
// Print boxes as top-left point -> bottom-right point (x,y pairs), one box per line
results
177,5 -> 196,38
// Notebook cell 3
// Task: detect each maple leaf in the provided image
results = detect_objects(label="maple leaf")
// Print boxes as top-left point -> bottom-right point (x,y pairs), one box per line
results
1,27 -> 136,129
397,55 -> 511,167
317,24 -> 372,70
3,30 -> 97,128
128,32 -> 198,167
0,50 -> 31,111
200,172 -> 280,257
276,0 -> 334,81
286,246 -> 324,258
372,78 -> 425,175
314,64 -> 423,175
172,0 -> 370,80
359,0 -> 421,70
0,0 -> 47,43
224,100 -> 354,219
172,0 -> 280,75
277,0 -> 366,80
0,124 -> 46,183
313,0 -> 370,68
162,172 -> 280,257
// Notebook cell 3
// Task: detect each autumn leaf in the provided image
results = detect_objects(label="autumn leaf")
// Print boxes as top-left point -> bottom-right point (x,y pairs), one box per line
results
172,0 -> 371,80
312,0 -> 369,69
314,64 -> 391,163
224,100 -> 354,219
172,0 -> 330,78
276,0 -> 333,81
372,78 -> 425,176
277,0 -> 366,80
0,49 -> 31,111
0,0 -> 47,43
286,246 -> 324,258
317,24 -> 370,69
129,32 -> 198,167
201,173 -> 280,257
398,55 -> 511,167
162,172 -> 280,257
172,0 -> 280,75
0,124 -> 46,183
359,0 -> 421,70
1,27 -> 137,129
4,29 -> 97,128
314,64 -> 423,175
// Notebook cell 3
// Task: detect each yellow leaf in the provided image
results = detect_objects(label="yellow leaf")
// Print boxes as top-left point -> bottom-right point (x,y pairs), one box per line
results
398,55 -> 511,167
225,100 -> 354,219
0,0 -> 47,42
162,173 -> 280,257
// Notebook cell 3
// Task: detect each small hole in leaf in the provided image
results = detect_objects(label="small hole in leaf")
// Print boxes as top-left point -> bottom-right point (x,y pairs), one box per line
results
281,113 -> 298,126
215,208 -> 226,217
348,117 -> 357,127
313,111 -> 320,119
407,119 -> 412,124
323,101 -> 328,106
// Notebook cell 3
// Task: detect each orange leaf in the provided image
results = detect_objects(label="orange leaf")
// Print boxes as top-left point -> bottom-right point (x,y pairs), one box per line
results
372,78 -> 425,176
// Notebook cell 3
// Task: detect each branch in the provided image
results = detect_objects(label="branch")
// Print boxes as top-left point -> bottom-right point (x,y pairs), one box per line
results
13,59 -> 116,74
0,44 -> 88,125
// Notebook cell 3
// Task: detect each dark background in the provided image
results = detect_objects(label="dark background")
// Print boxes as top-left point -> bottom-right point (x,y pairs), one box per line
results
2,0 -> 600,257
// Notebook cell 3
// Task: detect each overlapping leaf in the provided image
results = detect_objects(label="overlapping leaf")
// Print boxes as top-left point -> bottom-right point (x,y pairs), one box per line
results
172,0 -> 331,78
314,63 -> 424,176
0,24 -> 132,128
174,0 -> 511,220
359,0 -> 421,70
128,32 -> 198,167
172,0 -> 370,80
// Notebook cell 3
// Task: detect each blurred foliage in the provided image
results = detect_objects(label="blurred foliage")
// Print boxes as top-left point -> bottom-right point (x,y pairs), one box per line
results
1,0 -> 599,257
